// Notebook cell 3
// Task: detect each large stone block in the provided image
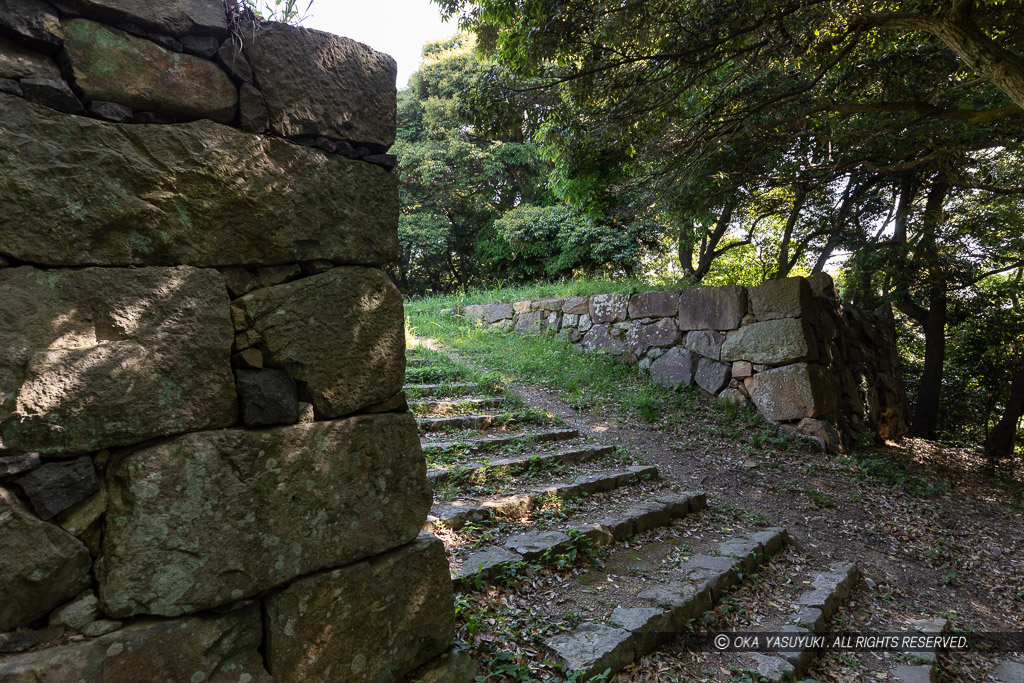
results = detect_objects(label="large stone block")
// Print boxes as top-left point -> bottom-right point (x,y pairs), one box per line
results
590,293 -> 628,323
61,19 -> 237,123
749,363 -> 838,421
720,318 -> 815,365
57,0 -> 228,37
97,413 -> 429,617
627,290 -> 679,319
0,95 -> 399,266
677,285 -> 747,331
264,533 -> 454,682
0,266 -> 236,456
0,603 -> 271,682
685,329 -> 724,360
244,22 -> 397,148
0,35 -> 60,79
649,347 -> 696,386
235,268 -> 404,418
627,319 -> 680,355
748,277 -> 815,321
0,487 -> 92,630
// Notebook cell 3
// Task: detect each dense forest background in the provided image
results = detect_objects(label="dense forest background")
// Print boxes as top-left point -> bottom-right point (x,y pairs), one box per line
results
387,2 -> 1024,461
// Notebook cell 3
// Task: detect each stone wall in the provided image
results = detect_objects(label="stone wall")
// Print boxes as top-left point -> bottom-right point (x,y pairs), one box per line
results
465,276 -> 907,449
0,1 -> 452,679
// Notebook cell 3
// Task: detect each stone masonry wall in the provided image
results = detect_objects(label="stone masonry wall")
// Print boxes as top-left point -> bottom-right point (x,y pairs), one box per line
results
0,1 -> 453,679
465,275 -> 907,450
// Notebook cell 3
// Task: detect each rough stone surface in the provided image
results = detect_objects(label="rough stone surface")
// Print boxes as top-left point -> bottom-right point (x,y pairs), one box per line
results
264,533 -> 454,682
749,277 -> 816,321
0,632 -> 39,654
0,0 -> 63,54
180,34 -> 219,58
627,318 -> 681,355
86,98 -> 131,121
0,77 -> 21,95
720,318 -> 815,365
0,453 -> 40,477
0,95 -> 399,267
216,36 -> 251,82
49,590 -> 99,630
58,0 -> 229,37
749,363 -> 839,421
562,296 -> 590,315
244,22 -> 397,147
590,293 -> 629,323
465,303 -> 514,324
678,285 -> 747,331
15,456 -> 99,520
546,622 -> 635,678
0,603 -> 271,682
97,413 -> 429,617
695,358 -> 732,396
628,290 -> 678,319
19,77 -> 84,113
994,659 -> 1024,683
732,361 -> 753,379
0,35 -> 59,79
0,266 -> 236,455
686,329 -> 724,360
0,487 -> 92,631
407,648 -> 476,683
235,368 -> 299,427
236,268 -> 404,418
581,324 -> 626,354
455,547 -> 521,581
238,82 -> 268,133
649,347 -> 696,387
55,481 -> 105,537
61,19 -> 237,123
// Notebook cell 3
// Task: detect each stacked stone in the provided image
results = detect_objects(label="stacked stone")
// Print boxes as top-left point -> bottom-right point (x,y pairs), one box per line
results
464,275 -> 907,449
0,1 -> 452,680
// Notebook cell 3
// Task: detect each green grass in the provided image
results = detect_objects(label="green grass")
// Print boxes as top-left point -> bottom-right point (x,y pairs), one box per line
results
404,276 -> 686,313
407,305 -> 707,422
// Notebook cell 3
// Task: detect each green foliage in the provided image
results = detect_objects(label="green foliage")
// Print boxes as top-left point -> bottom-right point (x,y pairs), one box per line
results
238,0 -> 312,23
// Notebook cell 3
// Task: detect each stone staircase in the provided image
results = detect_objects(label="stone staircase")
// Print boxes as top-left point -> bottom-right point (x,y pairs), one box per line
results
405,345 -> 956,682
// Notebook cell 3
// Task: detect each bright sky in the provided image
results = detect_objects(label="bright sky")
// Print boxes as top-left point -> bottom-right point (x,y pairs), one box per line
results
303,0 -> 458,88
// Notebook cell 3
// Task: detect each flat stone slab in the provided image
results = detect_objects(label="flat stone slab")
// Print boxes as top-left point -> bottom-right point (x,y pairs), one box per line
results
422,428 -> 579,454
892,664 -> 935,683
0,94 -> 398,267
797,561 -> 860,617
504,530 -> 570,560
0,603 -> 270,682
58,0 -> 229,37
426,445 -> 615,486
546,622 -> 635,678
721,318 -> 815,365
0,266 -> 236,455
994,659 -> 1024,683
454,547 -> 522,583
264,533 -> 453,683
97,413 -> 430,617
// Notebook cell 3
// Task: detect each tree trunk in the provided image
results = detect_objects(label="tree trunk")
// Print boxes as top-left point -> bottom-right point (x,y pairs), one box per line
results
878,4 -> 1024,110
774,182 -> 808,279
911,288 -> 947,438
984,360 -> 1024,460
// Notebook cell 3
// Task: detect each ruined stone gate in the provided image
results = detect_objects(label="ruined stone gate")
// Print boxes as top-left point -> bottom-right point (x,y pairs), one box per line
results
0,1 -> 453,679
463,276 -> 908,448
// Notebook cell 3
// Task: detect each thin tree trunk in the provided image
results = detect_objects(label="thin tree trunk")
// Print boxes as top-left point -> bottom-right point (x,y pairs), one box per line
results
984,361 -> 1024,460
911,288 -> 947,438
774,182 -> 808,279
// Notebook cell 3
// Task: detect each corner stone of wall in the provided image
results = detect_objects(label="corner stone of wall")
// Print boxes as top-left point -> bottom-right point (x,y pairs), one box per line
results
464,276 -> 908,451
0,1 -> 451,678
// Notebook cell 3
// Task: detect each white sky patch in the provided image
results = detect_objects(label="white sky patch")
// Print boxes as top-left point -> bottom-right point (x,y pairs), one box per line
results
304,0 -> 457,88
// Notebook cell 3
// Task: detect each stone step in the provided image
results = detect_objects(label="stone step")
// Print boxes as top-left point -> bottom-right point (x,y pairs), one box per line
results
544,527 -> 789,679
743,560 -> 862,681
426,445 -> 617,487
886,617 -> 951,683
418,414 -> 503,433
421,428 -> 579,456
452,491 -> 707,588
423,465 -> 659,532
410,397 -> 507,417
406,367 -> 469,383
405,383 -> 489,398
